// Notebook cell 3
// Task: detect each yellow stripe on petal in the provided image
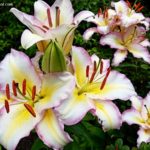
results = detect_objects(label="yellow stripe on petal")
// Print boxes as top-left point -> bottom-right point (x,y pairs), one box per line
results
36,109 -> 71,149
0,104 -> 41,150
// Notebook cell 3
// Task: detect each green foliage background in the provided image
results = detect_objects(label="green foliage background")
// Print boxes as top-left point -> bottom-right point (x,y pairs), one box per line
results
0,0 -> 150,149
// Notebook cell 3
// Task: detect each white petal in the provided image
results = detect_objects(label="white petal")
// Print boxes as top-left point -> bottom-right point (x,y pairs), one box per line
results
36,109 -> 71,149
112,50 -> 128,66
137,128 -> 150,147
100,32 -> 125,50
130,96 -> 143,111
83,27 -> 98,40
93,100 -> 122,131
74,10 -> 95,25
128,43 -> 150,64
0,104 -> 41,150
21,29 -> 47,49
55,88 -> 95,125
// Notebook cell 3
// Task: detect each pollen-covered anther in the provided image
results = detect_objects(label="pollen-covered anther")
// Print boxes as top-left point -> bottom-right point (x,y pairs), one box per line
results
90,61 -> 97,83
24,103 -> 36,117
56,6 -> 60,26
100,67 -> 111,90
100,61 -> 103,74
5,100 -> 10,113
42,25 -> 49,30
32,86 -> 36,101
86,65 -> 90,78
22,79 -> 26,96
12,80 -> 17,96
33,25 -> 47,33
104,9 -> 108,18
136,6 -> 144,12
47,8 -> 53,28
134,2 -> 144,12
5,83 -> 10,100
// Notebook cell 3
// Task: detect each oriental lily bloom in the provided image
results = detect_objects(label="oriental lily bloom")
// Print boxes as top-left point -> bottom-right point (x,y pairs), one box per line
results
122,92 -> 150,146
83,8 -> 118,40
0,49 -> 75,150
10,0 -> 94,54
100,25 -> 150,66
55,46 -> 136,130
111,0 -> 149,29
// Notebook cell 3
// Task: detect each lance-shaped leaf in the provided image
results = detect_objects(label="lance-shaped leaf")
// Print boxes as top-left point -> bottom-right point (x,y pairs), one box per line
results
41,40 -> 66,73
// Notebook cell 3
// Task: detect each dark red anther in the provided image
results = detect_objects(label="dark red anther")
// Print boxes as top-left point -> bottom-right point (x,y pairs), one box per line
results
136,6 -> 144,12
32,86 -> 36,101
24,103 -> 36,117
22,79 -> 26,96
134,2 -> 141,9
86,65 -> 90,78
126,0 -> 131,8
100,61 -> 103,74
42,25 -> 49,30
90,61 -> 97,83
12,80 -> 17,96
56,7 -> 60,26
5,100 -> 10,113
104,9 -> 108,18
33,25 -> 47,33
47,8 -> 53,27
100,67 -> 111,90
98,8 -> 102,17
6,84 -> 10,100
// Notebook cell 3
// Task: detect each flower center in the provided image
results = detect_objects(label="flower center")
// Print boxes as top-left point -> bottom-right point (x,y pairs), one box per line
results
4,79 -> 39,117
78,60 -> 111,95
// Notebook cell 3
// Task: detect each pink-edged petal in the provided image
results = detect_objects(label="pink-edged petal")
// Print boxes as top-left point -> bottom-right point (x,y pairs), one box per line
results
100,32 -> 125,50
122,108 -> 144,126
52,0 -> 74,25
10,8 -> 44,35
130,96 -> 143,111
36,109 -> 71,149
140,39 -> 150,47
137,128 -> 150,147
128,43 -> 150,63
92,100 -> 122,131
72,46 -> 92,87
112,50 -> 128,66
21,29 -> 47,49
97,26 -> 110,35
111,1 -> 128,15
0,49 -> 41,92
34,0 -> 50,22
55,88 -> 95,125
0,104 -> 41,150
35,72 -> 75,112
83,27 -> 98,40
88,71 -> 136,100
73,10 -> 95,25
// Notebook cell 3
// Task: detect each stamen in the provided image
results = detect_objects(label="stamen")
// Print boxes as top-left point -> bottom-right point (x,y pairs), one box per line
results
12,80 -> 17,96
134,2 -> 141,10
126,0 -> 131,8
24,103 -> 36,117
100,61 -> 103,74
104,9 -> 108,18
100,67 -> 111,90
22,79 -> 26,96
42,25 -> 49,30
47,8 -> 53,27
33,25 -> 47,33
98,8 -> 102,17
144,105 -> 150,117
6,84 -> 10,100
136,6 -> 144,12
5,100 -> 10,113
32,86 -> 36,101
86,65 -> 90,78
90,61 -> 97,83
56,7 -> 60,26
